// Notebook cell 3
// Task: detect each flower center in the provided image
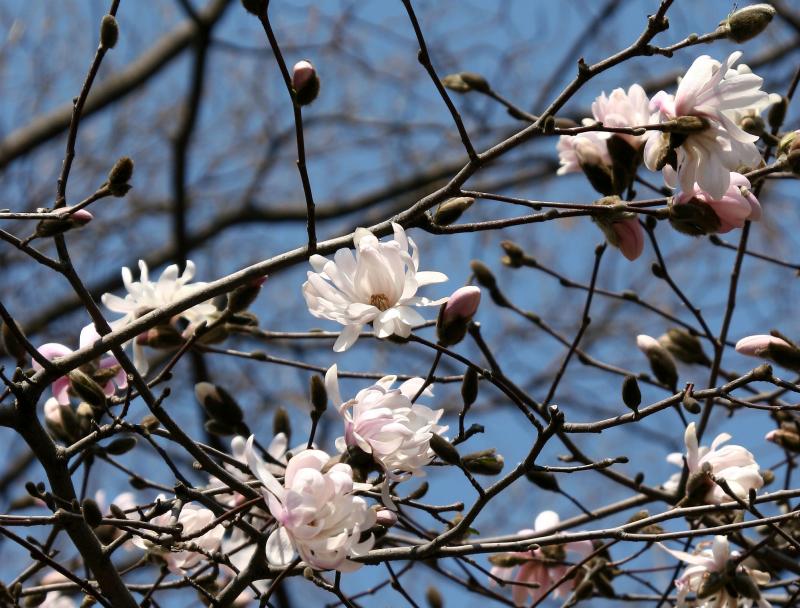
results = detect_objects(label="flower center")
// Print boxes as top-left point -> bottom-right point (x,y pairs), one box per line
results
370,293 -> 390,311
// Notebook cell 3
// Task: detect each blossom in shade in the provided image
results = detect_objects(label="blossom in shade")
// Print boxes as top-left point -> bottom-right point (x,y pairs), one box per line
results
488,511 -> 594,606
326,364 -> 447,479
644,52 -> 776,198
302,222 -> 448,352
556,129 -> 610,176
590,83 -> 651,148
40,593 -> 76,608
672,172 -> 761,233
663,422 -> 763,504
660,536 -> 771,607
101,260 -> 217,373
610,217 -> 644,260
244,438 -> 375,571
735,334 -> 792,358
32,324 -> 126,405
131,498 -> 225,573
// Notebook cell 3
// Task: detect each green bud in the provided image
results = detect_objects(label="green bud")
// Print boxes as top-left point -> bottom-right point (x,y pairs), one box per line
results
458,71 -> 491,93
441,73 -> 471,93
433,196 -> 474,226
68,369 -> 107,408
470,260 -> 496,290
194,382 -> 244,426
621,375 -> 641,412
461,367 -> 479,407
429,433 -> 460,465
524,469 -> 559,492
723,4 -> 775,43
108,157 -> 134,186
100,14 -> 118,49
425,586 -> 444,608
309,374 -> 327,416
660,328 -> 711,366
500,240 -> 525,268
273,406 -> 291,443
462,449 -> 504,476
105,436 -> 137,455
82,498 -> 104,528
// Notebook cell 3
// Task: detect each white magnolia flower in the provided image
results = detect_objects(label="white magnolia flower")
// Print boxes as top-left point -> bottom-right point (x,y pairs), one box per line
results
244,438 -> 375,571
556,127 -> 611,175
40,593 -> 76,608
101,260 -> 217,373
131,497 -> 225,573
664,422 -> 763,504
644,52 -> 776,199
590,83 -> 651,148
302,222 -> 448,352
660,536 -> 771,607
326,364 -> 447,479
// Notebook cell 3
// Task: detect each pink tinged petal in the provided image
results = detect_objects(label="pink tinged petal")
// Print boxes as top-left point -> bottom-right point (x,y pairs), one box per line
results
35,343 -> 73,369
52,377 -> 71,405
736,334 -> 789,357
611,219 -> 644,261
284,449 -> 330,485
684,423 -> 700,471
244,436 -> 284,499
265,527 -> 295,566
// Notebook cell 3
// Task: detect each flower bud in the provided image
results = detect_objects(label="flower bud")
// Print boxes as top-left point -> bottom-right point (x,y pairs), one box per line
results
768,96 -> 788,131
524,469 -> 559,492
682,394 -> 701,414
135,325 -> 183,349
76,402 -> 95,434
636,334 -> 678,390
766,428 -> 800,452
374,508 -> 398,527
1,319 -> 27,364
425,586 -> 444,608
731,571 -> 762,600
99,14 -> 118,49
576,139 -> 615,196
36,208 -> 94,238
429,433 -> 460,465
240,0 -> 267,15
273,406 -> 291,444
441,73 -> 471,93
621,375 -> 641,412
462,449 -> 504,475
739,114 -> 765,137
723,4 -> 775,43
309,374 -> 327,417
226,277 -> 266,313
437,286 -> 481,347
68,369 -> 106,408
659,328 -> 710,366
108,156 -> 134,186
500,240 -> 525,267
470,260 -> 496,290
406,481 -> 428,500
105,436 -> 137,455
458,71 -> 491,93
433,196 -> 473,226
697,571 -> 724,599
194,382 -> 244,427
461,367 -> 479,407
668,199 -> 721,236
82,498 -> 104,528
292,60 -> 320,106
778,130 -> 799,157
665,116 -> 710,134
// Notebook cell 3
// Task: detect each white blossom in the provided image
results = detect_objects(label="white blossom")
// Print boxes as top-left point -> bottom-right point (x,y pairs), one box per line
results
131,497 -> 225,573
590,83 -> 651,147
302,222 -> 448,352
244,438 -> 375,571
556,127 -> 611,175
660,536 -> 771,607
664,422 -> 763,504
101,260 -> 217,373
326,363 -> 447,479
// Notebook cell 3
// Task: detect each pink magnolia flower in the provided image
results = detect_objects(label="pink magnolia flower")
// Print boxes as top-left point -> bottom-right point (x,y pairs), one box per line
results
32,324 -> 127,405
556,129 -> 611,175
244,438 -> 375,571
590,83 -> 651,148
489,511 -> 594,606
644,52 -> 776,198
303,223 -> 448,352
131,498 -> 225,573
664,422 -> 763,504
326,364 -> 447,480
673,172 -> 761,233
660,536 -> 771,607
441,286 -> 481,325
735,334 -> 792,358
610,218 -> 644,261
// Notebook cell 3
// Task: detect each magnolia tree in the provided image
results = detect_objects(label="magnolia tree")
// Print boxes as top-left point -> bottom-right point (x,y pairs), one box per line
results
2,1 -> 800,607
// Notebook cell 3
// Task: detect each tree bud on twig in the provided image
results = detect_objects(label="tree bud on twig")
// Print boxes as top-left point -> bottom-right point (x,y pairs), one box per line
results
636,334 -> 678,390
240,0 -> 267,15
430,433 -> 460,465
458,71 -> 491,93
226,276 -> 266,313
292,60 -> 320,106
462,449 -> 504,475
425,586 -> 444,608
406,481 -> 428,500
100,14 -> 118,49
461,367 -> 479,408
105,436 -> 137,455
35,208 -> 93,238
195,382 -> 245,429
433,196 -> 473,226
437,286 -> 481,347
68,369 -> 106,408
768,96 -> 788,131
273,406 -> 291,443
722,4 -> 775,43
525,469 -> 559,492
81,498 -> 103,528
621,375 -> 641,413
309,374 -> 327,418
108,156 -> 134,187
1,319 -> 27,365
659,328 -> 710,366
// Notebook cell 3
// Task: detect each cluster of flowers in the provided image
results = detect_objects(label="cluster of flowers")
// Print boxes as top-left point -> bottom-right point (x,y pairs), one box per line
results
557,51 -> 778,260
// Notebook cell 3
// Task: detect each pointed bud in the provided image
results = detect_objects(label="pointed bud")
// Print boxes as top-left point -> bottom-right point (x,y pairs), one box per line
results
195,383 -> 244,427
437,286 -> 481,347
470,260 -> 496,290
732,571 -> 762,600
462,449 -> 504,475
621,375 -> 641,412
406,481 -> 429,500
226,277 -> 266,313
768,97 -> 788,132
36,208 -> 94,238
105,436 -> 137,455
659,328 -> 710,366
682,395 -> 701,414
766,428 -> 800,452
204,419 -> 235,436
141,414 -> 160,431
576,140 -> 615,196
500,240 -> 525,268
430,434 -> 460,465
637,335 -> 678,390
81,498 -> 103,528
524,469 -> 559,492
99,14 -> 118,49
309,374 -> 327,417
458,72 -> 491,93
240,0 -> 267,15
778,130 -> 799,157
68,369 -> 106,408
374,508 -> 398,528
135,325 -> 183,349
739,114 -> 764,137
76,402 -> 95,434
461,367 -> 479,407
292,60 -> 320,106
723,4 -> 775,43
668,199 -> 721,236
108,156 -> 134,186
425,586 -> 444,608
433,196 -> 473,226
441,73 -> 471,93
273,406 -> 291,444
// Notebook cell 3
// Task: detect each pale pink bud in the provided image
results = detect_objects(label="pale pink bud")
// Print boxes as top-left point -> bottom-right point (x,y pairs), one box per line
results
54,207 -> 93,225
673,173 -> 761,233
735,334 -> 790,357
292,60 -> 320,106
636,334 -> 660,354
442,286 -> 481,323
611,218 -> 644,261
375,509 -> 398,527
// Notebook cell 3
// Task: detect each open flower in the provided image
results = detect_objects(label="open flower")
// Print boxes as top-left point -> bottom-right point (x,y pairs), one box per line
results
488,511 -> 594,606
32,324 -> 126,404
660,536 -> 771,607
590,83 -> 651,148
664,422 -> 763,504
302,223 -> 447,352
644,52 -> 776,198
101,260 -> 217,373
131,498 -> 225,573
244,438 -> 375,571
672,172 -> 761,233
326,364 -> 447,480
556,129 -> 611,176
